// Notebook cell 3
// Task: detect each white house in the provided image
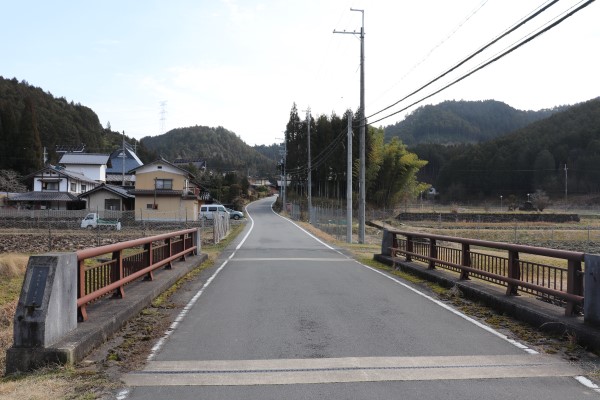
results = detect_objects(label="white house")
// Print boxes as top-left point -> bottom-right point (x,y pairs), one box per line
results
10,165 -> 99,210
58,153 -> 110,182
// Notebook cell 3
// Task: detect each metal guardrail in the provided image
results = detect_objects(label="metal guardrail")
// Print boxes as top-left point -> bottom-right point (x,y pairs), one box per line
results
76,228 -> 199,321
386,229 -> 585,316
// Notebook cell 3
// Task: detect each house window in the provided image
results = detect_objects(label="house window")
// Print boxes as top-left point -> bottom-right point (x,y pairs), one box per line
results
42,181 -> 59,191
81,184 -> 87,192
155,179 -> 173,190
105,199 -> 120,211
147,203 -> 157,209
70,182 -> 77,192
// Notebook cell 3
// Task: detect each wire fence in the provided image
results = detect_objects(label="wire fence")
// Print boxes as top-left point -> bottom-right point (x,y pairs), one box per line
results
282,199 -> 600,251
285,201 -> 388,244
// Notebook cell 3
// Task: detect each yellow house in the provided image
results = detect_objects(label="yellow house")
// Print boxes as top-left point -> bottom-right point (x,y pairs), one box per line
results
130,158 -> 204,221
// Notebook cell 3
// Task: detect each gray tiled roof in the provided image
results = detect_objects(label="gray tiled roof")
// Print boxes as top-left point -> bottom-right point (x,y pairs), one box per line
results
59,153 -> 110,165
25,166 -> 98,184
10,192 -> 81,202
79,184 -> 135,199
56,168 -> 98,183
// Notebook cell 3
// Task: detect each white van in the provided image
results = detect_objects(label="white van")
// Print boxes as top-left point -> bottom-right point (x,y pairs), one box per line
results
200,204 -> 229,220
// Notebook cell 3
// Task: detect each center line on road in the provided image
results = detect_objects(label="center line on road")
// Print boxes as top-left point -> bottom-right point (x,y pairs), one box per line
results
146,204 -> 257,361
230,257 -> 349,262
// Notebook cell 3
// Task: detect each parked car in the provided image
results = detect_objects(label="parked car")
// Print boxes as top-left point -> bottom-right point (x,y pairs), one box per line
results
80,213 -> 121,230
200,204 -> 229,220
226,208 -> 244,220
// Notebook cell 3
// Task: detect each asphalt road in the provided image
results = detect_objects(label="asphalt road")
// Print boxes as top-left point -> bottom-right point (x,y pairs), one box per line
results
122,196 -> 598,399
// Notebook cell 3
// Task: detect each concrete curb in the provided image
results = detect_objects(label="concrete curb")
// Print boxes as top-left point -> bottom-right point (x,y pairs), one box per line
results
6,253 -> 207,373
373,253 -> 600,353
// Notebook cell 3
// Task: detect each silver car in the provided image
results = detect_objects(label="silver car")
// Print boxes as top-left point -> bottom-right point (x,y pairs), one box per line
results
226,208 -> 244,220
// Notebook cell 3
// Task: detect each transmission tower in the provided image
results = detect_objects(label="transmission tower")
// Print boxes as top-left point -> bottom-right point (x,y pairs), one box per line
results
159,101 -> 167,135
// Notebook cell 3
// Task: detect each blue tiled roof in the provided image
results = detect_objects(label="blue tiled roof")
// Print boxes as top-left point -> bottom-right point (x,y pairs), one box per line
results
106,147 -> 143,173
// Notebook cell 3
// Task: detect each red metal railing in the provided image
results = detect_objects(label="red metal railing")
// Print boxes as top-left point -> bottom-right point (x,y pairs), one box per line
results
76,228 -> 199,321
387,229 -> 585,316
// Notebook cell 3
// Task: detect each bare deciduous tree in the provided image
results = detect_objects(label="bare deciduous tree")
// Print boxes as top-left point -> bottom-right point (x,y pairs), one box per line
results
0,169 -> 26,193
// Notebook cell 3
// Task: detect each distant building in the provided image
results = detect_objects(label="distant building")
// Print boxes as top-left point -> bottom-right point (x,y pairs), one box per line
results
9,165 -> 98,210
58,152 -> 110,182
172,158 -> 206,172
105,143 -> 144,187
79,183 -> 135,211
129,158 -> 209,221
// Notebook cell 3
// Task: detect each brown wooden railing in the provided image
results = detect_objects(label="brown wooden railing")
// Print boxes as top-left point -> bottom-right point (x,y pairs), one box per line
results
386,229 -> 585,316
76,228 -> 199,321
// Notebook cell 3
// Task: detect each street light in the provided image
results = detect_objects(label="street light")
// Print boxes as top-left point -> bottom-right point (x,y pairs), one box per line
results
527,193 -> 530,202
500,195 -> 503,211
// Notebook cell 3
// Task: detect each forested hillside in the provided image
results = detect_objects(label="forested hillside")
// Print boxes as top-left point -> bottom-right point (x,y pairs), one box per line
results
140,126 -> 277,176
0,76 -> 156,174
431,98 -> 600,200
384,100 -> 565,145
253,143 -> 282,162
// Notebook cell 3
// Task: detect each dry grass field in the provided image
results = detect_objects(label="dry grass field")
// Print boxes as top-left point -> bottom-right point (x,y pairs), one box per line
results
0,254 -> 28,387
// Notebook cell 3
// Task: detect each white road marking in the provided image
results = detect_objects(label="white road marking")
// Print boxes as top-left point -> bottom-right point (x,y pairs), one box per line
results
575,376 -> 600,393
229,257 -> 349,262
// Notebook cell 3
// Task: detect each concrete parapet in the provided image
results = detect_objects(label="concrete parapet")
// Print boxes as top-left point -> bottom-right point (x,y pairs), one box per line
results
5,252 -> 207,374
7,254 -> 77,373
584,254 -> 600,327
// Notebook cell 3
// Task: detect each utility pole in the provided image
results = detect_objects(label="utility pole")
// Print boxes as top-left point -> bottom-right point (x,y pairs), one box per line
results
159,101 -> 167,135
278,135 -> 287,210
121,131 -> 126,187
346,111 -> 353,243
306,108 -> 313,224
334,8 -> 366,243
283,137 -> 287,209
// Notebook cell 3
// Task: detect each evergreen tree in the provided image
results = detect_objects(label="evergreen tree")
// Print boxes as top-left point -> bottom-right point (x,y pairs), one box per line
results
0,102 -> 19,170
533,149 -> 556,192
17,97 -> 43,173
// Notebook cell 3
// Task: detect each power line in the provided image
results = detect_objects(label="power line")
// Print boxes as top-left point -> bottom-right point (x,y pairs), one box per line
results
286,129 -> 346,176
367,0 -> 561,121
370,0 -> 491,107
368,0 -> 596,126
286,128 -> 347,177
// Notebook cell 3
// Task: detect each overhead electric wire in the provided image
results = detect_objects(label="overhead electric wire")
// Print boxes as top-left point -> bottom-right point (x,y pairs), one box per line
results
370,0 -> 490,106
286,134 -> 345,177
285,126 -> 348,177
367,0 -> 561,121
367,0 -> 596,127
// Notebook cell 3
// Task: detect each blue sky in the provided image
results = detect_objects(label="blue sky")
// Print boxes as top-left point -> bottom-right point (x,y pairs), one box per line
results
2,0 -> 598,146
